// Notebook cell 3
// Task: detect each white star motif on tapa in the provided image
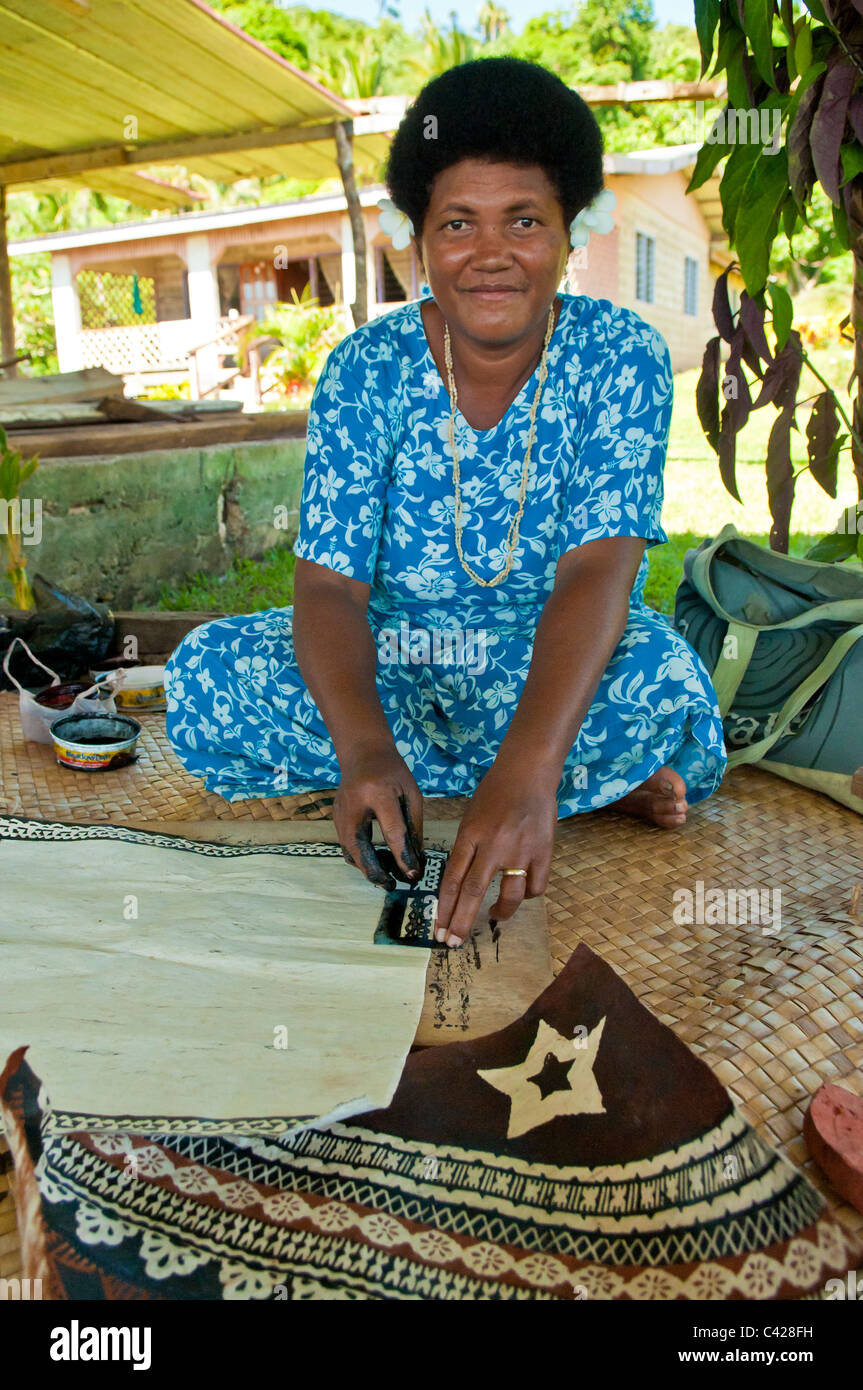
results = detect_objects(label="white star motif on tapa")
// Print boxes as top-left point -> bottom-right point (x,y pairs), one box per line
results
477,1017 -> 607,1139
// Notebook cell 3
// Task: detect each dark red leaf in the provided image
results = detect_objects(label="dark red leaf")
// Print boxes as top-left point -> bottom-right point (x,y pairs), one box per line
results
696,336 -> 722,453
766,406 -> 795,552
740,47 -> 756,108
778,330 -> 804,406
712,266 -> 737,342
740,337 -> 763,377
718,407 -> 743,504
752,331 -> 803,409
715,326 -> 753,504
810,59 -> 857,204
739,290 -> 773,363
841,174 -> 863,239
806,390 -> 841,496
723,326 -> 754,433
788,71 -> 824,209
849,93 -> 863,145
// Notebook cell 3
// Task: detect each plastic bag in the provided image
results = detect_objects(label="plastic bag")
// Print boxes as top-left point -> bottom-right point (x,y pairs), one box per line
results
0,574 -> 114,691
2,636 -> 123,745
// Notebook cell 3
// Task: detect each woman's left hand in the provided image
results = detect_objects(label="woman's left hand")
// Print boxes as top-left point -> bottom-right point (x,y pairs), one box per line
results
434,763 -> 559,947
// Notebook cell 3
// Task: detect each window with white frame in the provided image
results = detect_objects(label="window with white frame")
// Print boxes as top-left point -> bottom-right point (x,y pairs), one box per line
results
636,232 -> 655,303
684,256 -> 698,316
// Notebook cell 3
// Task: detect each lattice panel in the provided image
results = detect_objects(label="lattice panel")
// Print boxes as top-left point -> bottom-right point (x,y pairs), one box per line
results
79,321 -> 197,374
78,270 -> 155,330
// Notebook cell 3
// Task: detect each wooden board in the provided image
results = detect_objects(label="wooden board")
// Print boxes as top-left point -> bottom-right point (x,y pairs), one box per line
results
110,610 -> 228,656
1,398 -> 247,431
10,408 -> 308,458
0,404 -> 108,429
0,367 -> 123,408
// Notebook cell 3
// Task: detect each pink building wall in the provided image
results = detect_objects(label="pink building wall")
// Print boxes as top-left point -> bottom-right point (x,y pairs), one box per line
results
565,170 -> 715,372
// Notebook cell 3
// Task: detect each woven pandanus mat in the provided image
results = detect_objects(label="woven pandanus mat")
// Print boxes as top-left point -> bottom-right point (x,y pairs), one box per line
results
1,687 -> 861,1244
0,693 -> 468,823
548,772 -> 863,1238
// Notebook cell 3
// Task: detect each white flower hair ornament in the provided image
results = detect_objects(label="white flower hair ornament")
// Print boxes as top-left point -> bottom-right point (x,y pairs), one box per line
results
569,188 -> 617,249
377,197 -> 415,251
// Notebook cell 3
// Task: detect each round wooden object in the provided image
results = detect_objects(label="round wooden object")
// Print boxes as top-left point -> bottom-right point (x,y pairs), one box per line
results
804,1082 -> 863,1215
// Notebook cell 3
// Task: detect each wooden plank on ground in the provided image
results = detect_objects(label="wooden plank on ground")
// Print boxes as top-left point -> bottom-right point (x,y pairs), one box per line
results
10,408 -> 309,457
1,397 -> 245,431
0,368 -> 123,407
0,404 -> 105,429
110,611 -> 229,657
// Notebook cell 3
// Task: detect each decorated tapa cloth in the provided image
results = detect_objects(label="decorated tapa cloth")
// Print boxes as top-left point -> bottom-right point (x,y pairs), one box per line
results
0,815 -> 443,1135
163,293 -> 727,812
2,945 -> 860,1301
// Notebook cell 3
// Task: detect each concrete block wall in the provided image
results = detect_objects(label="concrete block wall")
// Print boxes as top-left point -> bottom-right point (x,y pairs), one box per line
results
16,437 -> 307,609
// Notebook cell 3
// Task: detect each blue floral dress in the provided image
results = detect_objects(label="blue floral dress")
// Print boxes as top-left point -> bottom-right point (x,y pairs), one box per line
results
164,291 -> 727,813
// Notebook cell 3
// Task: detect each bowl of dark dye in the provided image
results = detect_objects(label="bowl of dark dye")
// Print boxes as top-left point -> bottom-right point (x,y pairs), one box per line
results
34,680 -> 114,712
51,713 -> 142,771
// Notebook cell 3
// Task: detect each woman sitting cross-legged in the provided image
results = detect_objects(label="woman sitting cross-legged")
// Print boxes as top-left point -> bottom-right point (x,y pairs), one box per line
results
165,57 -> 727,949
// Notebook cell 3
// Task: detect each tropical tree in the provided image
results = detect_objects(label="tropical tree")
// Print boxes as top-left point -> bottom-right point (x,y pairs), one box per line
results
206,0 -> 309,65
581,0 -> 655,81
509,3 -> 700,150
410,8 -> 476,79
691,0 -> 863,557
9,255 -> 57,375
477,1 -> 510,44
313,35 -> 387,100
8,189 -> 123,238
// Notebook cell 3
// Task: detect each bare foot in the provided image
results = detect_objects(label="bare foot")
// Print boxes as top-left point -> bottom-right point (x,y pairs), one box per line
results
616,766 -> 688,829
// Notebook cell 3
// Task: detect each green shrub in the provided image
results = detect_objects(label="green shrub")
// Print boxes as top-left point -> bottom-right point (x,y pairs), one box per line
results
248,292 -> 347,399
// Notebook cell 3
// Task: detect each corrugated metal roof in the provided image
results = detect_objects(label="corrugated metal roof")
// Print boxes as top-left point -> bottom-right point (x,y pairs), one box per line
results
0,0 -> 391,207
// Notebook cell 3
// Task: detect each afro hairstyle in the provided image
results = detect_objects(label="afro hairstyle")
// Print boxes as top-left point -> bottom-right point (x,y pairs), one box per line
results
384,57 -> 605,237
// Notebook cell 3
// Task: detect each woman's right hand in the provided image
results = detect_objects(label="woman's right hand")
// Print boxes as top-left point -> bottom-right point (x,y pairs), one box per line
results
333,743 -> 426,890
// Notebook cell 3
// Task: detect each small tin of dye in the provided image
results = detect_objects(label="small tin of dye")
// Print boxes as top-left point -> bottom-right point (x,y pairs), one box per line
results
97,664 -> 167,713
52,713 -> 142,771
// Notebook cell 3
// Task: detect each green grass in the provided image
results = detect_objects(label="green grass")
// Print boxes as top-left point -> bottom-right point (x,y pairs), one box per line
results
159,547 -> 297,613
159,340 -> 862,617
